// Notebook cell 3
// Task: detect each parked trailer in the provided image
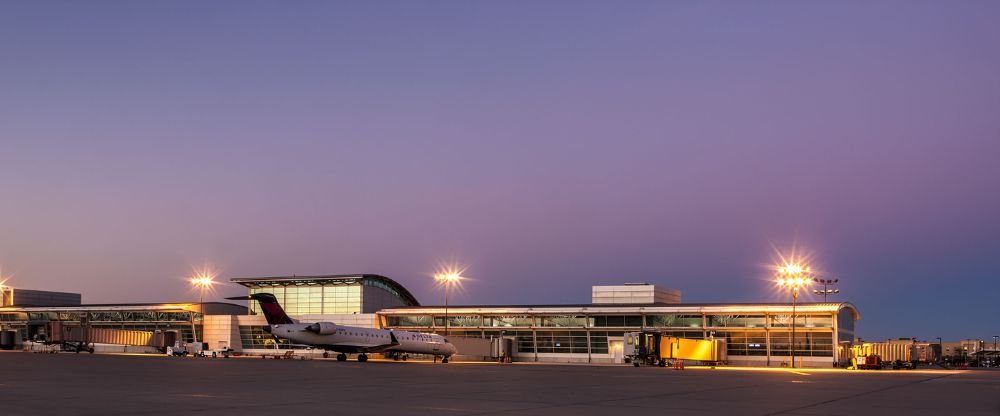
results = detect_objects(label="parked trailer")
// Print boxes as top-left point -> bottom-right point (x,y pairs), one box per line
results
852,343 -> 910,363
624,331 -> 726,367
851,342 -> 927,368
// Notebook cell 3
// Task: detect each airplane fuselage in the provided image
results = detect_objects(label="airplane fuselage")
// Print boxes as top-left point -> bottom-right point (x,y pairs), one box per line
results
269,323 -> 457,357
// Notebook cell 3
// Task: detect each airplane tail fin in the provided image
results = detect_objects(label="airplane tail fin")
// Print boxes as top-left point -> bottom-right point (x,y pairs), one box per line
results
226,293 -> 296,325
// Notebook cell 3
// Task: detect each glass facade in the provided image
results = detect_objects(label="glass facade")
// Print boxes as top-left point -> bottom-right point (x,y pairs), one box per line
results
386,315 -> 433,327
239,325 -> 293,350
720,331 -> 769,356
767,331 -> 834,357
381,308 -> 854,362
235,275 -> 420,317
769,315 -> 832,328
707,315 -> 767,328
837,308 -> 855,343
0,309 -> 203,343
486,316 -> 535,327
534,331 -> 589,353
591,315 -> 644,327
249,284 -> 361,316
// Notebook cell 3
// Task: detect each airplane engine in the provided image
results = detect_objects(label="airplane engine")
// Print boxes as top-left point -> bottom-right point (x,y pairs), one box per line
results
305,322 -> 337,335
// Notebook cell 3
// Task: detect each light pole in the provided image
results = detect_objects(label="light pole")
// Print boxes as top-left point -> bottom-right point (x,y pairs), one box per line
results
710,330 -> 716,366
936,337 -> 943,363
812,278 -> 839,302
0,279 -> 8,307
993,336 -> 998,367
434,272 -> 462,336
190,273 -> 215,343
777,263 -> 810,369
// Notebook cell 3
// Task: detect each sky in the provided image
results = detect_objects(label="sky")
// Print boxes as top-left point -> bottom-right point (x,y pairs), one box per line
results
1,1 -> 998,341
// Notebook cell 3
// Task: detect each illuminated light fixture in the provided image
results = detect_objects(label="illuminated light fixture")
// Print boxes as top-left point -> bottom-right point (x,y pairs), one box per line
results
0,278 -> 8,307
189,269 -> 217,343
812,278 -> 840,302
435,273 -> 462,283
775,261 -> 812,369
433,268 -> 465,337
191,276 -> 215,288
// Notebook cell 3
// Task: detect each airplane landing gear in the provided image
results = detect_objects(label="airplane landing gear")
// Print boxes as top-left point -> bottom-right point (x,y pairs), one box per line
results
442,357 -> 449,363
336,353 -> 347,362
323,351 -> 329,359
358,354 -> 368,363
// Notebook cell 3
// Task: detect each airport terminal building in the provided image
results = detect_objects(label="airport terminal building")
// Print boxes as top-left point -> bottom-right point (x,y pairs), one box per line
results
0,275 -> 859,367
377,288 -> 859,367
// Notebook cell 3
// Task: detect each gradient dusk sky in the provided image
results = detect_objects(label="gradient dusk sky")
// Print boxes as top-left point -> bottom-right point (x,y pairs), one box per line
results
1,1 -> 998,341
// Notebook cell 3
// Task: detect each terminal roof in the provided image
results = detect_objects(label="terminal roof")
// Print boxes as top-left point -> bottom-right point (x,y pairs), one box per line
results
379,302 -> 861,320
230,273 -> 420,306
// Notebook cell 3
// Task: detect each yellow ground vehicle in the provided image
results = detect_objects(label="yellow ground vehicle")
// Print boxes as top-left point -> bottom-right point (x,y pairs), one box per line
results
624,331 -> 726,367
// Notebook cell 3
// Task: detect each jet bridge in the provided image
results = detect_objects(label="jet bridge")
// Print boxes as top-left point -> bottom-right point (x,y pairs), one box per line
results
42,321 -> 173,351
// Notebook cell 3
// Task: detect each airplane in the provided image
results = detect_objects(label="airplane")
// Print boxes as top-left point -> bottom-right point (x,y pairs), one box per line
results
227,293 -> 458,363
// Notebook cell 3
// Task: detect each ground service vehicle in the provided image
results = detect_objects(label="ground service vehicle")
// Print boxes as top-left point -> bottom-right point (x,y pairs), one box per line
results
198,346 -> 233,358
624,331 -> 726,367
855,355 -> 883,370
167,341 -> 205,357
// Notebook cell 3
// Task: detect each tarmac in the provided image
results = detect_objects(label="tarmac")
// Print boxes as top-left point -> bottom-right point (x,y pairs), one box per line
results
1,351 -> 998,416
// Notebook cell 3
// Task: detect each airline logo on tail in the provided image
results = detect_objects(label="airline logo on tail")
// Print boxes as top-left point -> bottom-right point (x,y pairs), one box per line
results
228,293 -> 295,325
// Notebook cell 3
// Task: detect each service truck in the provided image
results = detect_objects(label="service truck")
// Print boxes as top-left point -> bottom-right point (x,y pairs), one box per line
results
167,341 -> 205,357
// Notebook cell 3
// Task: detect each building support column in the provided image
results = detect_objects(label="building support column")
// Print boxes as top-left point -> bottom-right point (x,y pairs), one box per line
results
586,329 -> 592,364
532,330 -> 538,362
831,311 -> 839,366
765,314 -> 771,367
702,313 -> 708,339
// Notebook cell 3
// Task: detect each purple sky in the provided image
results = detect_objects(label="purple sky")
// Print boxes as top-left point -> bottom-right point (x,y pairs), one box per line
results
1,2 -> 998,341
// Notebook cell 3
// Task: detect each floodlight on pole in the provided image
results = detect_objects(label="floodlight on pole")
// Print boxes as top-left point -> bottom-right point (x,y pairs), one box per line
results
434,272 -> 462,336
936,337 -> 943,363
189,272 -> 216,343
812,277 -> 840,302
776,262 -> 811,369
0,278 -> 8,307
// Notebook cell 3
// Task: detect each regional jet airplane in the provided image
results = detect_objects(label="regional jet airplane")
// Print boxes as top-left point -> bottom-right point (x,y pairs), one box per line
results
228,293 -> 457,363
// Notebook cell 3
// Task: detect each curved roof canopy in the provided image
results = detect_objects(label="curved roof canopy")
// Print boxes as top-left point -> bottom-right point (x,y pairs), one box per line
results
231,274 -> 420,306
